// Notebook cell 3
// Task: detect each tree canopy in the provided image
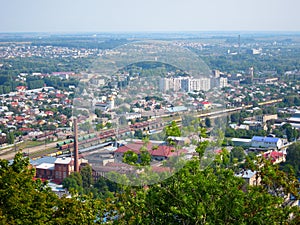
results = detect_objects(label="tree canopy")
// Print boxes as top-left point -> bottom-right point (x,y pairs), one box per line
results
0,154 -> 107,224
1,146 -> 299,224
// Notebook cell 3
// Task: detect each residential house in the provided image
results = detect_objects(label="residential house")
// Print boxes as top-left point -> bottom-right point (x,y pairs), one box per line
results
236,169 -> 261,186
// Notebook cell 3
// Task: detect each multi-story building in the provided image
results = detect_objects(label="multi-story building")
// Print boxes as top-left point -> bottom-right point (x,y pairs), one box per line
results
251,136 -> 283,149
159,77 -> 186,92
33,157 -> 82,183
181,77 -> 211,92
159,76 -> 211,93
219,77 -> 228,88
256,114 -> 278,123
211,76 -> 228,88
54,157 -> 74,183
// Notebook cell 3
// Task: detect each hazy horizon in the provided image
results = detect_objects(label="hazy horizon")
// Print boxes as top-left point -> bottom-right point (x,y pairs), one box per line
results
1,0 -> 300,33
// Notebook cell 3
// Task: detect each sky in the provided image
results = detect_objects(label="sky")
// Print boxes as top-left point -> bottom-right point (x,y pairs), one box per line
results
1,0 -> 300,33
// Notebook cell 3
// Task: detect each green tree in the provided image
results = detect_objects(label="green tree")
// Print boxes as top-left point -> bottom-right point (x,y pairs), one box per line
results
62,172 -> 83,194
6,132 -> 14,144
123,150 -> 138,165
134,129 -> 143,139
113,155 -> 300,224
230,146 -> 246,162
165,121 -> 181,146
0,153 -> 105,224
165,121 -> 181,137
230,113 -> 240,123
140,146 -> 151,166
281,142 -> 300,176
80,164 -> 94,190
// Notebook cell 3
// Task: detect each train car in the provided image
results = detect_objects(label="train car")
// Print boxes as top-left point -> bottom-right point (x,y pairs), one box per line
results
56,151 -> 63,156
78,136 -> 84,142
89,133 -> 96,139
68,143 -> 74,148
85,137 -> 99,144
62,149 -> 70,155
64,139 -> 73,144
56,141 -> 65,148
83,134 -> 91,140
60,144 -> 69,150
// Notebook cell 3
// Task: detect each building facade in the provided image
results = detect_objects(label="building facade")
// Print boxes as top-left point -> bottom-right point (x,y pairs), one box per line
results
251,136 -> 283,149
159,76 -> 211,93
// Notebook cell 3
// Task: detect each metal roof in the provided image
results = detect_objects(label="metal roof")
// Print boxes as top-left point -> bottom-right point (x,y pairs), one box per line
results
166,106 -> 187,113
251,136 -> 280,143
30,156 -> 57,166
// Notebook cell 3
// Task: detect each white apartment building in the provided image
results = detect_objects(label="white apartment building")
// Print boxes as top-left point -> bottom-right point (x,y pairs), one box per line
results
160,77 -> 211,92
181,77 -> 211,92
159,77 -> 186,92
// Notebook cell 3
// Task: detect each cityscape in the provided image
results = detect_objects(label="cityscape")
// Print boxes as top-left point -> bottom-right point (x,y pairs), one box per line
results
0,31 -> 299,223
1,0 -> 300,223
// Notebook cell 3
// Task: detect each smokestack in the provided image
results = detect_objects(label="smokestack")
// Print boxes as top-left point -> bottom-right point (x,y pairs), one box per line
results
73,118 -> 79,172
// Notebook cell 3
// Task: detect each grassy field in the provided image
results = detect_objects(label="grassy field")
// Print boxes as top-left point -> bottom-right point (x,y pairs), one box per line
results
19,141 -> 45,149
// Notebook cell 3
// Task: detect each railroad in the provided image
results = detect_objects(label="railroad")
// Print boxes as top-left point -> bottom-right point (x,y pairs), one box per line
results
3,98 -> 282,160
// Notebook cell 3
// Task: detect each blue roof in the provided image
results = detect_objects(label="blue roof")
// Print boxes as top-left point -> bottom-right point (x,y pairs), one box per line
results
251,136 -> 280,143
264,137 -> 280,143
30,156 -> 57,166
252,136 -> 264,142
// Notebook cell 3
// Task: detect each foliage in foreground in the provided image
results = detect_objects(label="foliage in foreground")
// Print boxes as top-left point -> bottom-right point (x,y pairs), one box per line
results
0,153 -> 106,224
114,154 -> 300,225
0,150 -> 299,224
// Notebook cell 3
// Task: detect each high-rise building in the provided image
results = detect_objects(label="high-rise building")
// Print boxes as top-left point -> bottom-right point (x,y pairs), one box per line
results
212,70 -> 220,78
219,77 -> 228,88
160,77 -> 211,92
181,77 -> 211,92
159,77 -> 187,92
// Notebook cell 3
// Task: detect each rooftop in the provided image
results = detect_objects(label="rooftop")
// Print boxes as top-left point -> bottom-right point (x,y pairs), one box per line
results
55,157 -> 72,165
236,169 -> 256,179
251,136 -> 280,143
36,163 -> 55,170
30,156 -> 57,166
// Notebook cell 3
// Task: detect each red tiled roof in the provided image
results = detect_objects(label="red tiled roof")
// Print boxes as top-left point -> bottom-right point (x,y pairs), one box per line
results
151,146 -> 174,157
45,111 -> 54,115
115,142 -> 153,154
56,94 -> 65,98
11,102 -> 18,107
19,127 -> 34,131
15,116 -> 24,121
201,101 -> 212,105
263,151 -> 284,163
114,142 -> 186,158
16,86 -> 26,91
215,149 -> 223,154
151,166 -> 172,173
